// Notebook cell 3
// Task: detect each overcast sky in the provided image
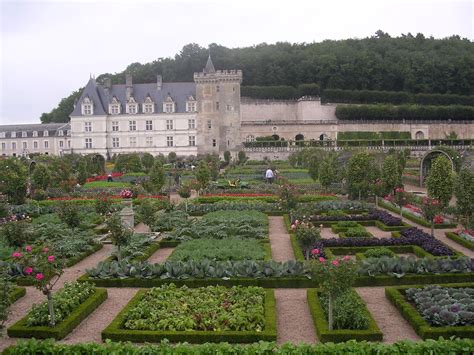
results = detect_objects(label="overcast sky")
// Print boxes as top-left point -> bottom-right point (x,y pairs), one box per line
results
1,0 -> 472,125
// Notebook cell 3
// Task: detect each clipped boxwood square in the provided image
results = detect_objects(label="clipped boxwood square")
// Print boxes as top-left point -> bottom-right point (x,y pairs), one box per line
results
102,284 -> 276,343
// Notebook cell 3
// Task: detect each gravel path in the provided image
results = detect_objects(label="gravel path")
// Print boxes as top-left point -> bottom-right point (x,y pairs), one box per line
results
134,222 -> 150,234
62,288 -> 139,344
365,226 -> 393,239
275,289 -> 317,344
147,247 -> 175,264
356,287 -> 420,343
268,216 -> 295,261
320,227 -> 337,240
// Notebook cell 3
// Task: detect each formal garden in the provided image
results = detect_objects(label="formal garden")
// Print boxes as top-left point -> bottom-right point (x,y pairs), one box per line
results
0,149 -> 473,354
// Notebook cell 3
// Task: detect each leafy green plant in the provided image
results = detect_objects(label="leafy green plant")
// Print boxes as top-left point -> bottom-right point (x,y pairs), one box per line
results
1,220 -> 32,248
106,214 -> 132,262
0,265 -> 13,328
343,227 -> 372,239
426,155 -> 455,207
293,221 -> 320,259
123,284 -> 265,332
135,199 -> 159,227
152,210 -> 189,232
95,196 -> 112,215
363,247 -> 395,258
168,238 -> 266,262
110,234 -> 153,261
57,203 -> 80,229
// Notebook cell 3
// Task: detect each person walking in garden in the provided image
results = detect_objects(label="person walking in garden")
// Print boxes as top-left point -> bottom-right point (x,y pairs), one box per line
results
265,168 -> 274,183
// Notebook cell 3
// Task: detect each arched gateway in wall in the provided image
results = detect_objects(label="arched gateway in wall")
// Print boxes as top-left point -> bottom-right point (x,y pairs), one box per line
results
419,150 -> 455,187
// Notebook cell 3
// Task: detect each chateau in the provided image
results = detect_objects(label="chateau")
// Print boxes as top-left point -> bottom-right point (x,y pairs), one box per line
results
1,57 -> 473,158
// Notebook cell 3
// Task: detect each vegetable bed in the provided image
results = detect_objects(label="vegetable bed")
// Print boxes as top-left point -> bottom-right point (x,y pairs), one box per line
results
102,284 -> 276,343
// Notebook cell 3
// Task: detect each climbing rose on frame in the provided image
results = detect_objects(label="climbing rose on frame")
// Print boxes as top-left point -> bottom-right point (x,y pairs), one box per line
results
25,245 -> 32,252
47,255 -> 55,263
319,257 -> 326,263
35,273 -> 44,281
12,252 -> 22,258
24,267 -> 33,274
332,260 -> 340,266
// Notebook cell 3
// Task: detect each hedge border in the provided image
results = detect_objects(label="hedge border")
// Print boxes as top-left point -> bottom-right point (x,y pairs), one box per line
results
385,283 -> 474,339
325,245 -> 433,260
283,214 -> 305,261
102,288 -> 277,343
379,200 -> 457,229
7,288 -> 107,340
307,288 -> 383,342
446,232 -> 474,251
8,287 -> 26,304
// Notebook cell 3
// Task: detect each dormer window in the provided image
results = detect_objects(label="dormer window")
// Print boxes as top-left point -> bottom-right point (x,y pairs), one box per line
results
58,130 -> 64,136
43,130 -> 49,137
11,132 -> 16,138
143,96 -> 154,114
0,132 -> 5,138
22,131 -> 27,138
82,97 -> 93,115
186,96 -> 197,112
127,97 -> 138,114
109,96 -> 121,115
163,95 -> 175,113
32,131 -> 38,137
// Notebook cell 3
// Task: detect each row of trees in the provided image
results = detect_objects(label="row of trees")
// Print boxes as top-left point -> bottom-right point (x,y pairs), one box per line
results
41,32 -> 474,123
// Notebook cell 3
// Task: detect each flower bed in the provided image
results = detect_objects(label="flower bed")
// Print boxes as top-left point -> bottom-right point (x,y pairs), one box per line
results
8,284 -> 107,340
85,172 -> 123,183
307,288 -> 382,342
102,285 -> 276,343
386,283 -> 474,339
446,231 -> 474,251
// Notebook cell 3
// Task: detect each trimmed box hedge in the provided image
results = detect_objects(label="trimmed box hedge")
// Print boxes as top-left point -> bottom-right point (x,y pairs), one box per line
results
102,288 -> 277,343
8,287 -> 26,304
355,273 -> 474,287
7,288 -> 107,340
446,232 -> 474,251
325,245 -> 433,260
385,283 -> 474,339
307,288 -> 383,342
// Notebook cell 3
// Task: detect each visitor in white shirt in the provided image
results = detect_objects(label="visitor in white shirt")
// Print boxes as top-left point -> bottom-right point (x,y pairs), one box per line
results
265,168 -> 274,184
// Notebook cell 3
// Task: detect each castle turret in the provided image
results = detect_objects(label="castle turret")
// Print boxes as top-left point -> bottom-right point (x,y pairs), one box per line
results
194,56 -> 242,155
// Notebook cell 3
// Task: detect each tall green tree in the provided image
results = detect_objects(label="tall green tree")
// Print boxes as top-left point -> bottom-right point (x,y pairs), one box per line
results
0,158 -> 28,204
454,168 -> 474,226
196,161 -> 211,190
145,162 -> 165,194
426,155 -> 455,207
31,164 -> 51,191
319,154 -> 337,191
381,155 -> 402,194
141,153 -> 155,172
346,152 -> 379,199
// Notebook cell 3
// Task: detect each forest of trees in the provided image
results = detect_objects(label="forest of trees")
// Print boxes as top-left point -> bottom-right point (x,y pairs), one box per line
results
40,31 -> 474,123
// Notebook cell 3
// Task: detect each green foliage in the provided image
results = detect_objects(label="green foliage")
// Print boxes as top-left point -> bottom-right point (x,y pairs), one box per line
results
114,154 -> 143,173
319,154 -> 337,190
26,282 -> 95,327
342,227 -> 373,238
57,203 -> 80,229
31,164 -> 51,191
346,152 -> 379,199
95,196 -> 112,215
241,83 -> 320,99
110,234 -> 154,262
106,214 -> 132,261
0,266 -> 13,328
338,131 -> 411,140
152,210 -> 189,232
76,160 -> 88,185
141,153 -> 155,172
294,222 -> 320,257
49,158 -> 74,191
0,158 -> 28,204
1,221 -> 32,248
336,104 -> 474,121
426,155 -> 455,207
196,161 -> 211,189
319,290 -> 370,330
123,284 -> 265,332
363,247 -> 396,258
144,161 -> 165,194
454,168 -> 474,225
277,183 -> 299,211
167,152 -> 177,163
223,151 -> 231,164
237,151 -> 247,165
135,199 -> 159,227
168,238 -> 266,262
40,89 -> 82,123
382,155 -> 402,194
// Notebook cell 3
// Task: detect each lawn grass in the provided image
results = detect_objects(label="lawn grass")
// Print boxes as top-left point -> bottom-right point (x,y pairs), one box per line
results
82,181 -> 131,188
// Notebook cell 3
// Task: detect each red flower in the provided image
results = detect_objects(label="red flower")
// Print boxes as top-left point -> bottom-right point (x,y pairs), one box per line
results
35,273 -> 44,281
434,215 -> 444,224
42,247 -> 49,253
319,257 -> 326,263
331,260 -> 340,266
343,255 -> 351,261
25,245 -> 32,252
12,252 -> 22,258
24,267 -> 33,274
47,255 -> 55,263
311,249 -> 320,256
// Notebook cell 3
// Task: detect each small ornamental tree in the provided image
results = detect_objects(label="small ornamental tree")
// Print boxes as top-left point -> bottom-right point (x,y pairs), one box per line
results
309,256 -> 358,330
292,220 -> 320,259
106,213 -> 132,262
237,151 -> 247,165
136,199 -> 158,227
223,151 -> 231,165
393,187 -> 410,217
177,184 -> 192,212
454,168 -> 474,226
0,265 -> 12,328
2,220 -> 31,248
426,155 -> 455,207
278,182 -> 299,212
141,153 -> 155,172
31,164 -> 51,191
76,160 -> 88,185
319,155 -> 336,191
421,197 -> 442,237
0,158 -> 28,204
196,161 -> 211,192
346,152 -> 379,200
95,195 -> 112,215
382,154 -> 402,195
14,245 -> 64,327
145,162 -> 166,194
57,202 -> 80,229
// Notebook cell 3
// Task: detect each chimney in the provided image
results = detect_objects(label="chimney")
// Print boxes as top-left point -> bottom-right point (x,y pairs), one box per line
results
104,78 -> 111,94
157,75 -> 162,90
125,73 -> 133,100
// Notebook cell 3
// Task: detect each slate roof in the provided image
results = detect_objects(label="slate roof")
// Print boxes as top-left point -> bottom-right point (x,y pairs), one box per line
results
0,123 -> 70,139
70,78 -> 196,116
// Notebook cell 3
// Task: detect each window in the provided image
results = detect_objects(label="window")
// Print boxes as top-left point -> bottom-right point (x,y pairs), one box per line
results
186,101 -> 197,112
128,104 -> 137,114
215,102 -> 219,111
33,141 -> 38,149
58,130 -> 64,136
165,103 -> 174,113
188,119 -> 195,129
83,104 -> 92,115
129,137 -> 137,147
216,85 -> 220,92
212,139 -> 217,147
112,121 -> 119,131
144,103 -> 154,113
166,120 -> 173,130
22,132 -> 27,138
112,137 -> 120,148
246,135 -> 255,142
129,120 -> 136,131
32,131 -> 37,137
146,137 -> 153,146
188,136 -> 196,146
11,132 -> 16,138
0,132 -> 5,138
1,142 -> 5,150
233,86 -> 236,92
226,105 -> 234,111
167,136 -> 173,147
44,141 -> 49,149
12,142 -> 16,150
68,141 -> 71,148
84,122 -> 92,132
85,138 -> 92,149
67,130 -> 71,136
59,140 -> 64,148
207,120 -> 212,129
146,120 -> 153,131
44,130 -> 49,137
110,105 -> 120,115
22,142 -> 27,149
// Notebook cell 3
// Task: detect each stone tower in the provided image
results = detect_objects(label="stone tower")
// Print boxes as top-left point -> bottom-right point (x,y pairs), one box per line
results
194,55 -> 242,155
